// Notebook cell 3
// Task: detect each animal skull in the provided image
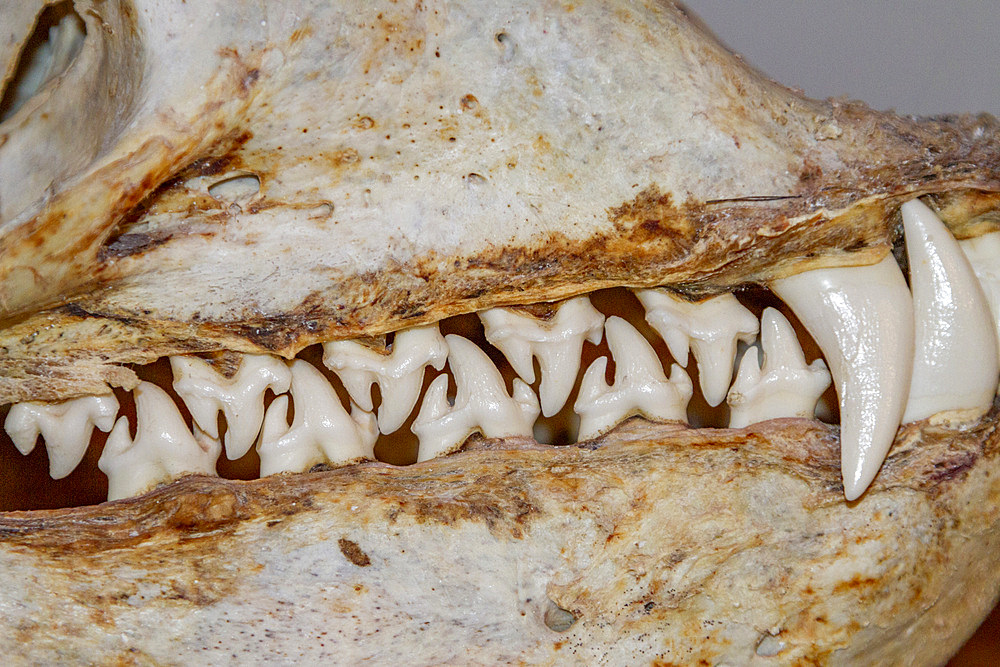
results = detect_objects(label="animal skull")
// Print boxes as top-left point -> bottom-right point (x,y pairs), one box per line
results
1,0 -> 999,663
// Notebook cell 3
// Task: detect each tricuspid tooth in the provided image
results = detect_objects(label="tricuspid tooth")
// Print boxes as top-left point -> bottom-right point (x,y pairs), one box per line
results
633,289 -> 758,407
322,325 -> 448,434
959,230 -> 1000,362
727,308 -> 831,428
98,382 -> 221,501
479,296 -> 605,417
574,316 -> 693,440
902,200 -> 999,423
170,354 -> 292,460
412,334 -> 540,463
771,255 -> 914,501
257,360 -> 378,476
4,394 -> 119,479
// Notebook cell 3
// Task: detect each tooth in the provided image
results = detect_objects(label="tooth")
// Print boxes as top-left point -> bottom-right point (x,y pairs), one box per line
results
727,308 -> 831,428
479,297 -> 605,416
902,199 -> 1000,423
256,360 -> 378,476
574,316 -> 693,440
4,394 -> 119,479
97,382 -> 221,501
170,354 -> 292,460
771,255 -> 914,501
412,334 -> 540,462
323,325 -> 448,433
959,230 -> 1000,363
634,290 -> 758,406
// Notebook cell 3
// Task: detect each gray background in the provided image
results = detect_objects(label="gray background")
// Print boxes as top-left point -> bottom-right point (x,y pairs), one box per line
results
683,1 -> 1000,117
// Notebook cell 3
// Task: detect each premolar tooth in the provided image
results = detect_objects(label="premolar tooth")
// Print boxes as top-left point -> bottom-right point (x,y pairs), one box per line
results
772,255 -> 914,501
412,334 -> 540,462
257,360 -> 377,476
4,394 -> 119,479
323,325 -> 448,433
574,316 -> 692,440
902,200 -> 999,423
634,289 -> 758,406
727,308 -> 831,428
479,296 -> 605,416
170,354 -> 292,460
959,230 -> 1000,363
98,382 -> 220,501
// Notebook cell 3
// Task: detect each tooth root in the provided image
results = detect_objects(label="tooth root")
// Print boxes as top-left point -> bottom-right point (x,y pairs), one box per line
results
574,316 -> 692,440
903,200 -> 1000,423
97,382 -> 220,501
727,308 -> 831,428
323,325 -> 449,434
256,360 -> 377,476
413,334 -> 540,463
959,230 -> 1000,363
635,290 -> 759,406
772,255 -> 914,501
4,393 -> 119,480
480,296 -> 605,417
170,354 -> 292,461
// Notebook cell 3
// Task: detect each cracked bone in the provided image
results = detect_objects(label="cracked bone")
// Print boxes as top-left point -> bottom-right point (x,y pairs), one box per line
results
479,296 -> 605,417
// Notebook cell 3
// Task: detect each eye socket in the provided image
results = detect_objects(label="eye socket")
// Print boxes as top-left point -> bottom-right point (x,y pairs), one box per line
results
207,173 -> 261,202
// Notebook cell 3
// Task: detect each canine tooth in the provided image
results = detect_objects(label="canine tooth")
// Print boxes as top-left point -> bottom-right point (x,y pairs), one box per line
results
479,297 -> 605,417
574,316 -> 692,440
771,256 -> 914,501
4,394 -> 119,479
256,360 -> 378,476
323,325 -> 448,433
902,200 -> 999,423
97,382 -> 220,501
412,334 -> 540,462
959,230 -> 1000,362
634,290 -> 758,406
727,308 -> 831,428
170,354 -> 292,460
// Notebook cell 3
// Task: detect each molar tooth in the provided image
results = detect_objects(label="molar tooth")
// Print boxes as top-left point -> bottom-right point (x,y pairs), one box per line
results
412,334 -> 540,462
170,354 -> 292,460
634,289 -> 758,406
479,296 -> 605,417
256,360 -> 377,476
322,325 -> 448,434
959,230 -> 1000,364
574,316 -> 692,440
902,200 -> 999,423
726,308 -> 831,428
771,255 -> 914,501
97,382 -> 220,501
4,394 -> 119,479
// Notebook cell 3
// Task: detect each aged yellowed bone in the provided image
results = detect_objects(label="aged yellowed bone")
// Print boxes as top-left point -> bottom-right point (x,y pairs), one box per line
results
1,0 -> 1000,663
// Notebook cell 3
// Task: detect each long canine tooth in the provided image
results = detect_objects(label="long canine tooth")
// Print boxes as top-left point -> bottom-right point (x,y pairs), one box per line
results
479,296 -> 605,416
771,255 -> 914,501
170,354 -> 292,460
902,200 -> 999,423
323,325 -> 448,434
4,394 -> 119,479
256,360 -> 378,476
727,308 -> 831,428
634,289 -> 758,406
97,382 -> 220,501
959,231 -> 1000,362
574,316 -> 692,440
412,334 -> 540,463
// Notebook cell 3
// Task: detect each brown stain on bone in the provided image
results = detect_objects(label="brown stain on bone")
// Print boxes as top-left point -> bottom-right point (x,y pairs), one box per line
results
338,538 -> 371,567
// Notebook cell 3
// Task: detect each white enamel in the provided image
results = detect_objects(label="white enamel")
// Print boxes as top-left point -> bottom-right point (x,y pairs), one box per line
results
772,255 -> 914,501
959,230 -> 1000,363
574,316 -> 692,440
479,296 -> 605,417
727,308 -> 831,428
634,289 -> 758,406
323,325 -> 448,433
170,354 -> 292,460
98,382 -> 220,501
257,360 -> 377,476
412,334 -> 540,463
902,200 -> 999,423
4,394 -> 119,479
